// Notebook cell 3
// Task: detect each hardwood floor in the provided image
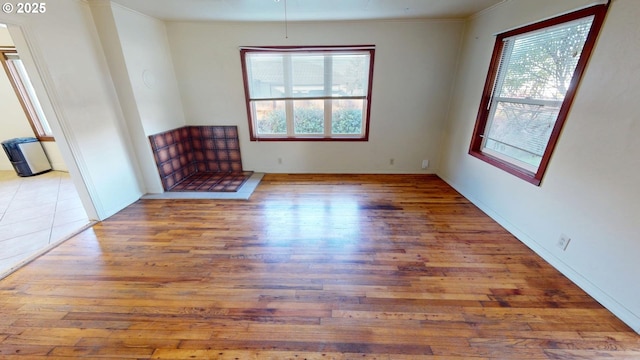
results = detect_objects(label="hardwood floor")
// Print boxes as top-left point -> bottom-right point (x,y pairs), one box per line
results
0,174 -> 638,359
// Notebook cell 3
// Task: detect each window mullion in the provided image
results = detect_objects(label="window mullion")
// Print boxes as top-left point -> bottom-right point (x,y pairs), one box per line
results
324,55 -> 332,137
494,97 -> 563,107
283,55 -> 294,136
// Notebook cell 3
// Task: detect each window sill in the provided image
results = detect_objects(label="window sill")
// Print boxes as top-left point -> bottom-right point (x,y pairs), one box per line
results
250,136 -> 369,142
468,149 -> 541,186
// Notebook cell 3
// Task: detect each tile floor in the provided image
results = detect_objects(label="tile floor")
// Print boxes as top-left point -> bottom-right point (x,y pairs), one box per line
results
0,170 -> 91,277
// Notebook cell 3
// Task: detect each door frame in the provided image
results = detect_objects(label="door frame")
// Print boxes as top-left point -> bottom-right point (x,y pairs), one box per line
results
0,21 -> 99,220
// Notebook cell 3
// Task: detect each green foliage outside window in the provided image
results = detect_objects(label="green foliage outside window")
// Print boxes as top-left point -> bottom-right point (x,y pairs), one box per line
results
257,108 -> 363,136
332,109 -> 362,134
257,109 -> 286,134
294,108 -> 324,134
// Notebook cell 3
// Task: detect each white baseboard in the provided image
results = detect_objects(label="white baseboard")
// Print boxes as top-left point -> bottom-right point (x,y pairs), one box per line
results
439,174 -> 640,335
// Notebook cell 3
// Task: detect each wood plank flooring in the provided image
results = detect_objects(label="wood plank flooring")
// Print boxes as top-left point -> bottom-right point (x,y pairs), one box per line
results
0,174 -> 638,359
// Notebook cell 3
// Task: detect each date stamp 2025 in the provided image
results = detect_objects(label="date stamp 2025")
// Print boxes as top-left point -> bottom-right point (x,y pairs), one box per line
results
2,2 -> 47,14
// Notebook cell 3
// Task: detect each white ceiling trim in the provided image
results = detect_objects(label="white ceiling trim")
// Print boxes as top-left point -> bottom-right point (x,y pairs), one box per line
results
105,0 -> 505,23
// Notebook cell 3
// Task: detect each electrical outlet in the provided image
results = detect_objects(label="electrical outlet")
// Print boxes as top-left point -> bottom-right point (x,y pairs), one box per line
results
278,157 -> 282,164
389,158 -> 394,165
557,234 -> 571,251
421,159 -> 429,169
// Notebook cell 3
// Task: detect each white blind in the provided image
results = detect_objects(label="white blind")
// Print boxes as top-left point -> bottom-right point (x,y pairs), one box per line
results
484,15 -> 595,166
245,50 -> 371,101
497,16 -> 594,101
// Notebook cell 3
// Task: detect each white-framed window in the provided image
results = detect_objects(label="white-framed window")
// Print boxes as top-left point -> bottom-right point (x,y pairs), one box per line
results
469,5 -> 608,185
240,46 -> 375,141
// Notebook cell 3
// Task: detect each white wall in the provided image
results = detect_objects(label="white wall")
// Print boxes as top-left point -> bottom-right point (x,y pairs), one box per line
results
0,27 -> 31,170
0,24 -> 11,44
112,3 -> 185,193
0,26 -> 66,171
1,0 -> 144,219
0,69 -> 33,171
166,20 -> 464,173
439,0 -> 640,332
40,142 -> 66,170
111,4 -> 185,136
90,1 -> 185,193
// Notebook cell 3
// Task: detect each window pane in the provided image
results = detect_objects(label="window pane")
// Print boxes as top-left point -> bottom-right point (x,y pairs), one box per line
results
499,17 -> 593,101
469,5 -> 606,184
484,101 -> 560,167
294,99 -> 324,134
241,47 -> 374,141
253,100 -> 286,134
9,59 -> 52,136
332,99 -> 363,134
246,54 -> 285,99
483,16 -> 593,170
332,54 -> 369,97
291,55 -> 325,98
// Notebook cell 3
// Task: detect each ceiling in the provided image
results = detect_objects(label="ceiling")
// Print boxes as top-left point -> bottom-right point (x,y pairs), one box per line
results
109,0 -> 506,22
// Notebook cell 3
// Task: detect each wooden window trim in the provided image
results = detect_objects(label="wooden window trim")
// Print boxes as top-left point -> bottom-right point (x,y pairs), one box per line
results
0,47 -> 54,142
468,5 -> 608,186
240,45 -> 375,142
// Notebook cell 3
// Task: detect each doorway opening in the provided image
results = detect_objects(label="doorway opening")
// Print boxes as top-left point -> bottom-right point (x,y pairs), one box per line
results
0,23 -> 92,278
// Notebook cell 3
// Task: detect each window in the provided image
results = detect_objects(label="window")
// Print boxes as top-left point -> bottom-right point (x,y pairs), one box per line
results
1,48 -> 53,141
469,5 -> 607,185
240,46 -> 375,141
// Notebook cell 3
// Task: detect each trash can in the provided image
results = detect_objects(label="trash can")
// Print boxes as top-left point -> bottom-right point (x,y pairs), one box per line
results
1,137 -> 52,177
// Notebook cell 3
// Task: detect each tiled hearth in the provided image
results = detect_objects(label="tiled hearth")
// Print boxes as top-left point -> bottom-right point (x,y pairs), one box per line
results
148,126 -> 251,192
168,171 -> 253,192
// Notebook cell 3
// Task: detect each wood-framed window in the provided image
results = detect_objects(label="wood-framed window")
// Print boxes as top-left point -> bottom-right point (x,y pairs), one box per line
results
468,5 -> 608,185
240,45 -> 375,141
1,47 -> 54,141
